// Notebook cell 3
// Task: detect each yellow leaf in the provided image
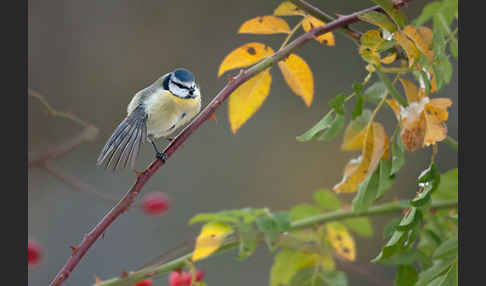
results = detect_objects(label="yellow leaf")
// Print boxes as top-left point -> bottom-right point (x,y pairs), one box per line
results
401,111 -> 426,152
274,1 -> 304,16
238,16 -> 290,34
360,30 -> 384,50
228,69 -> 272,133
218,42 -> 275,77
393,30 -> 420,67
342,128 -> 366,151
326,222 -> 356,261
386,98 -> 401,121
192,222 -> 233,262
423,98 -> 452,146
278,53 -> 314,107
399,78 -> 424,103
302,16 -> 335,46
381,53 -> 397,64
333,122 -> 388,193
403,25 -> 434,63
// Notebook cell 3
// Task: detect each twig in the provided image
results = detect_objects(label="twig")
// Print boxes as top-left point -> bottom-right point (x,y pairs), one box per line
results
49,1 -> 414,285
96,199 -> 457,286
43,162 -> 128,206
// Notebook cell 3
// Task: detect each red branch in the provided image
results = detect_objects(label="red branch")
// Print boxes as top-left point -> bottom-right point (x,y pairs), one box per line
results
48,1 -> 412,285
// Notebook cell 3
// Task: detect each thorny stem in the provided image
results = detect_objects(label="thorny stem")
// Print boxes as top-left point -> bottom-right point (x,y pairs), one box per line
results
49,1 -> 414,285
97,198 -> 457,286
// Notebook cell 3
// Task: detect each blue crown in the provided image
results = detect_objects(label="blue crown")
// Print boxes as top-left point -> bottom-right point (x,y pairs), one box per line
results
173,68 -> 195,83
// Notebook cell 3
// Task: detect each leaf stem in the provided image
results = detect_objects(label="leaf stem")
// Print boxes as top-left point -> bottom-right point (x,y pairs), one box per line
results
279,20 -> 304,50
96,199 -> 456,286
375,66 -> 408,107
443,136 -> 458,152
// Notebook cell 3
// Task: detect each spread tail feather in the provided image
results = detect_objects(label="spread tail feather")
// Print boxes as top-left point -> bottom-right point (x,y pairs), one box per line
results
97,106 -> 147,170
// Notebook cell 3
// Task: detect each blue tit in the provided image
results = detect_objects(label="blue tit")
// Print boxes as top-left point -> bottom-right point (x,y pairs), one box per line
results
97,68 -> 201,170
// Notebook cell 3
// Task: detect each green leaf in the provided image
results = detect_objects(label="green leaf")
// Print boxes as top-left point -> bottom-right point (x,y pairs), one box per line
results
439,261 -> 458,286
318,113 -> 346,141
371,0 -> 407,28
372,230 -> 407,262
256,212 -> 290,249
433,55 -> 453,90
410,189 -> 431,207
395,207 -> 422,231
290,204 -> 322,221
358,10 -> 397,33
329,93 -> 346,115
352,94 -> 363,120
270,248 -> 319,286
416,259 -> 455,286
363,81 -> 387,104
273,211 -> 291,232
352,167 -> 380,212
418,163 -> 441,194
433,236 -> 458,259
322,270 -> 348,286
395,264 -> 418,286
449,37 -> 458,60
189,212 -> 240,225
343,217 -> 373,237
413,1 -> 442,25
383,217 -> 401,239
377,159 -> 395,199
433,168 -> 458,199
289,267 -> 324,286
391,133 -> 406,175
296,112 -> 333,142
379,248 -> 419,265
238,223 -> 258,260
313,189 -> 341,211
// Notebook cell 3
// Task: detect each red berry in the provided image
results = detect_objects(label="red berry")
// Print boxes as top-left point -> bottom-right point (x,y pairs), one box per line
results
134,279 -> 153,286
28,239 -> 43,267
181,272 -> 192,285
169,271 -> 184,286
195,270 -> 205,282
141,192 -> 171,216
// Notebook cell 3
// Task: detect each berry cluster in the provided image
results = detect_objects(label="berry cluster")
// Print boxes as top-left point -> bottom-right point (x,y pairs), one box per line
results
169,269 -> 205,286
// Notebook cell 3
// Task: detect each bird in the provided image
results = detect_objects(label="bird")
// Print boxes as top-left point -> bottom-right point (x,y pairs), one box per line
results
97,68 -> 201,170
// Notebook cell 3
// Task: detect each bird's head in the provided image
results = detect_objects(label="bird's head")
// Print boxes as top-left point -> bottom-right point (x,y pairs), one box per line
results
164,68 -> 200,99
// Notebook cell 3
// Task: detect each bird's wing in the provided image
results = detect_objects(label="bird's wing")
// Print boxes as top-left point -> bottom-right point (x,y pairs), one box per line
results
97,105 -> 147,171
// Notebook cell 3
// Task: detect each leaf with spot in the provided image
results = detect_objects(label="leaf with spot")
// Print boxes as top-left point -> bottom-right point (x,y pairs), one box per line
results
238,15 -> 291,34
218,42 -> 274,77
192,222 -> 234,262
274,1 -> 305,16
278,53 -> 314,107
301,16 -> 335,46
228,69 -> 272,133
403,25 -> 434,64
326,222 -> 356,261
393,30 -> 420,67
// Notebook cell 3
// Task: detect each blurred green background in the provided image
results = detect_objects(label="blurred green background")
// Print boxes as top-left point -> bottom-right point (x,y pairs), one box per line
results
28,0 -> 457,285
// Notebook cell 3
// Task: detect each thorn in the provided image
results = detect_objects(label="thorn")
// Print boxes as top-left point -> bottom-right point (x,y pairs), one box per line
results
144,272 -> 155,278
335,13 -> 345,19
209,113 -> 217,121
101,232 -> 105,239
120,271 -> 128,278
70,245 -> 79,256
227,75 -> 235,83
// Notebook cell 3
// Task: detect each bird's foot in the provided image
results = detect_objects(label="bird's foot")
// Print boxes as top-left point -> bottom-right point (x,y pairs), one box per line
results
156,152 -> 168,163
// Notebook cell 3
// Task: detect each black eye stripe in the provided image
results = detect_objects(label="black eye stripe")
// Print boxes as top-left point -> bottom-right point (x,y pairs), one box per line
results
171,80 -> 189,90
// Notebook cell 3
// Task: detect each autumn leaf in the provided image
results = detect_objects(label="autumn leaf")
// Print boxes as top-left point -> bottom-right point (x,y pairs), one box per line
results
341,109 -> 372,151
274,1 -> 304,16
333,122 -> 388,193
228,69 -> 272,133
218,43 -> 274,77
302,16 -> 335,46
238,16 -> 291,34
387,80 -> 452,151
278,53 -> 314,107
403,25 -> 434,63
326,222 -> 356,261
192,222 -> 234,262
393,30 -> 420,67
381,53 -> 397,64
